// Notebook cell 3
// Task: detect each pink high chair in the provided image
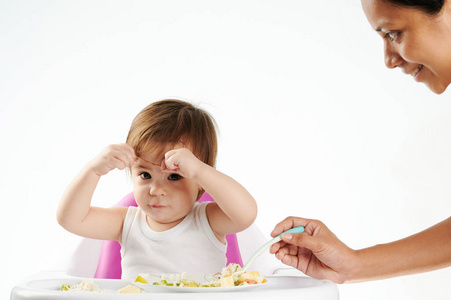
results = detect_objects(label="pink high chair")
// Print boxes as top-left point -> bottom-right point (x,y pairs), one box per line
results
93,192 -> 243,279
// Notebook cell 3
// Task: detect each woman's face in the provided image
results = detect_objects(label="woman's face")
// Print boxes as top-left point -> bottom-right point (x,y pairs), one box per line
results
361,0 -> 451,94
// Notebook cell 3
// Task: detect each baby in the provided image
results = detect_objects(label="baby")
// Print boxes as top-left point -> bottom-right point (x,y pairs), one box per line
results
57,99 -> 258,279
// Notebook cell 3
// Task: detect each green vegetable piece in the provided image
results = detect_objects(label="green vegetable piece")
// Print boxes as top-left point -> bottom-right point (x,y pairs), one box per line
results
61,284 -> 70,291
135,275 -> 149,284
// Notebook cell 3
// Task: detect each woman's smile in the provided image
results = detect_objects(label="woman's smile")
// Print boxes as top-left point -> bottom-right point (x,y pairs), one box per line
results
402,64 -> 423,78
411,65 -> 423,78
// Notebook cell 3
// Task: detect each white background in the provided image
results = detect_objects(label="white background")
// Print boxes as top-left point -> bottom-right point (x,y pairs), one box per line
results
2,0 -> 451,299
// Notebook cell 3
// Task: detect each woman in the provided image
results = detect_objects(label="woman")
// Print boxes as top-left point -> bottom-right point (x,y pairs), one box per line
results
363,0 -> 451,94
270,0 -> 451,283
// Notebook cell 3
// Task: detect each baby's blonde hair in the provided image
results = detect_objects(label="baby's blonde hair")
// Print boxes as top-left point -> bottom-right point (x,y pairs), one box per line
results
126,99 -> 218,176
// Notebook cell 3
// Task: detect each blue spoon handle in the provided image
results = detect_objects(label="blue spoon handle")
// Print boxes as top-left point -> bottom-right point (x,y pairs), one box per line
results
277,225 -> 305,237
241,226 -> 304,272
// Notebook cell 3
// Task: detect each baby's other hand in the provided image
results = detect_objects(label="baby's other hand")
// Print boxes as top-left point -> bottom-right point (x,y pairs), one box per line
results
163,148 -> 202,179
88,144 -> 136,176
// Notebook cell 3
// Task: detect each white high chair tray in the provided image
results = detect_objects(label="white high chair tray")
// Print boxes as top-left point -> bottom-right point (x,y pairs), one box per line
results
11,271 -> 339,299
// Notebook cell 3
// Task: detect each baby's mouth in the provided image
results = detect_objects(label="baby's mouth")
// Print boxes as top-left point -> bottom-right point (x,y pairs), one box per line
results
150,204 -> 166,209
411,65 -> 423,77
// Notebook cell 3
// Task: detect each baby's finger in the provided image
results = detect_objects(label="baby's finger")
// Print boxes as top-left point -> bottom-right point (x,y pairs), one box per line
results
160,159 -> 167,171
164,160 -> 179,172
111,149 -> 134,169
118,144 -> 136,165
164,152 -> 180,172
113,157 -> 127,170
113,152 -> 133,168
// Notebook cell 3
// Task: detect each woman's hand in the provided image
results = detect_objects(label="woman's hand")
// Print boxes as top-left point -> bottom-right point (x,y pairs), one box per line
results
269,216 -> 357,284
87,144 -> 136,176
271,216 -> 451,283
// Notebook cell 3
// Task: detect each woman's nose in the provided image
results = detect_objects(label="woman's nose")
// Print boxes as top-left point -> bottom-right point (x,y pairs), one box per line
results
384,42 -> 403,69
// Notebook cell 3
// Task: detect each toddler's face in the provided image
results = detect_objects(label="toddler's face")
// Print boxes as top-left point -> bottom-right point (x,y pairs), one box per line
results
131,146 -> 199,231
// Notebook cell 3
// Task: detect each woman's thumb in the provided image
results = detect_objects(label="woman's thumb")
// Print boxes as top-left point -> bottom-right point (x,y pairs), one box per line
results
282,232 -> 315,250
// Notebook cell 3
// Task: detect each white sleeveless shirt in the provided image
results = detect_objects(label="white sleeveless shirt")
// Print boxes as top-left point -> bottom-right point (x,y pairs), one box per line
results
120,202 -> 227,279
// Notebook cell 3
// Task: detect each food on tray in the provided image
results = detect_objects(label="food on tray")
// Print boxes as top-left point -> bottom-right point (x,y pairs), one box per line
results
118,284 -> 143,293
135,275 -> 149,284
152,277 -> 201,287
137,263 -> 267,288
61,280 -> 100,292
60,280 -> 143,293
60,263 -> 265,293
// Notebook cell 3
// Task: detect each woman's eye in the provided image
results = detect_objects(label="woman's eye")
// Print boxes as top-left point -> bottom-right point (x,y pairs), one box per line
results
139,172 -> 151,179
385,31 -> 398,42
168,173 -> 182,181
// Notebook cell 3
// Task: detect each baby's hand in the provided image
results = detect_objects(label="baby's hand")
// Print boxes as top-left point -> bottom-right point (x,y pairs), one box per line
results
163,148 -> 202,179
88,144 -> 136,176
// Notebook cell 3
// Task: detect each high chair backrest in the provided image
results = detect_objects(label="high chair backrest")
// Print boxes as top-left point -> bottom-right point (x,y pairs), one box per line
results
93,192 -> 243,279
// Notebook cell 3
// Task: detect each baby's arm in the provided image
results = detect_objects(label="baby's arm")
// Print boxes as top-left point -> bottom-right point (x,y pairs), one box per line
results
56,144 -> 135,242
164,148 -> 257,237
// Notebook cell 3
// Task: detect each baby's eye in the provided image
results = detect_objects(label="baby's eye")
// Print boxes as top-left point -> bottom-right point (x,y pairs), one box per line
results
139,172 -> 151,179
168,173 -> 182,181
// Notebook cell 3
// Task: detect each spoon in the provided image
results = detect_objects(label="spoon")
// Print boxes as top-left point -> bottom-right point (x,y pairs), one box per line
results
241,226 -> 305,272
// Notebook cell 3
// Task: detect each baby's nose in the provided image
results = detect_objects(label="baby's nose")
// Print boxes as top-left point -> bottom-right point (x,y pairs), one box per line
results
149,182 -> 167,196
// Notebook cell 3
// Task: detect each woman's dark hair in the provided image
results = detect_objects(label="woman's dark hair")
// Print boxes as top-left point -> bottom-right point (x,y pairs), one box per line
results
385,0 -> 445,15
